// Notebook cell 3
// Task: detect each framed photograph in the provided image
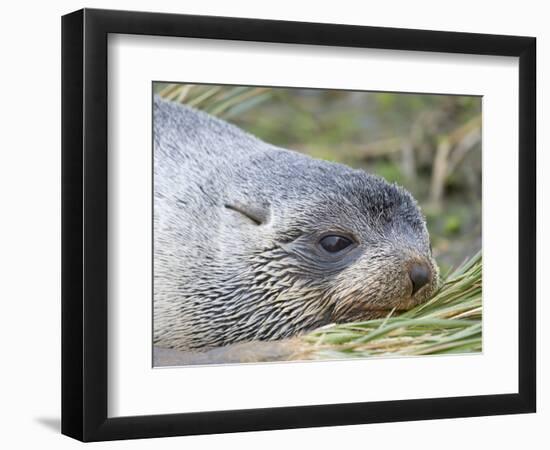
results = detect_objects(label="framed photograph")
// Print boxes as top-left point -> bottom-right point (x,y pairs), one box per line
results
61,8 -> 536,441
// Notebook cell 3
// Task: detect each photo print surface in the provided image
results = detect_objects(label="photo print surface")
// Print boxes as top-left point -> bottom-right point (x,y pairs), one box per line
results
152,83 -> 482,367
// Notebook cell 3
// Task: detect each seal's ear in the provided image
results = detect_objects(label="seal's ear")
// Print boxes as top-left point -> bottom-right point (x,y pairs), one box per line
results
224,200 -> 271,225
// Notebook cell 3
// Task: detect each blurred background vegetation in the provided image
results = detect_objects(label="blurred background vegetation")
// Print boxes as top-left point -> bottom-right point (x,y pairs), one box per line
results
155,83 -> 481,275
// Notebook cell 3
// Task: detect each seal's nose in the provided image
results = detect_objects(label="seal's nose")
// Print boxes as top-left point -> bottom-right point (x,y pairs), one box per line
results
409,263 -> 431,296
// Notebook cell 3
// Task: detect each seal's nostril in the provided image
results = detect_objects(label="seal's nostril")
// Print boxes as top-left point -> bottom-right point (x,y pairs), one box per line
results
409,264 -> 431,296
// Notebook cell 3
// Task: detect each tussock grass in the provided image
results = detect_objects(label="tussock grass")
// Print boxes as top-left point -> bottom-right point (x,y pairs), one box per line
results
156,83 -> 271,119
297,252 -> 482,359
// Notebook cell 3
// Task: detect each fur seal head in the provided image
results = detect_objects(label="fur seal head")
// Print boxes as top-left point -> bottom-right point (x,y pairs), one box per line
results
153,98 -> 439,351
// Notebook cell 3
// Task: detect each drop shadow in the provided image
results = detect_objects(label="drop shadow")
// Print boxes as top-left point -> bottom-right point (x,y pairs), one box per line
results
35,417 -> 61,433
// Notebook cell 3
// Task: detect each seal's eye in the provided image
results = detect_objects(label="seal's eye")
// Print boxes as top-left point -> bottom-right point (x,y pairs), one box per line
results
319,235 -> 353,253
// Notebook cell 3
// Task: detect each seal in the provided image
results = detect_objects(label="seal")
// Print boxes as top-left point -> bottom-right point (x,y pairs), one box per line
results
153,96 -> 439,352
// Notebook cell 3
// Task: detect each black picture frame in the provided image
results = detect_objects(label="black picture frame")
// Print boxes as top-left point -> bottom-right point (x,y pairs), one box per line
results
61,8 -> 536,442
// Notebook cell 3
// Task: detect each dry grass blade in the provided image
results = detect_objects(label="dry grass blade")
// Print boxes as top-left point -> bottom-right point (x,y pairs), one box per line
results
157,83 -> 271,118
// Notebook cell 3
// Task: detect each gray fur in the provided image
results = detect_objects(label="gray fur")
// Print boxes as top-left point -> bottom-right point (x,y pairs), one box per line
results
153,96 -> 439,351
